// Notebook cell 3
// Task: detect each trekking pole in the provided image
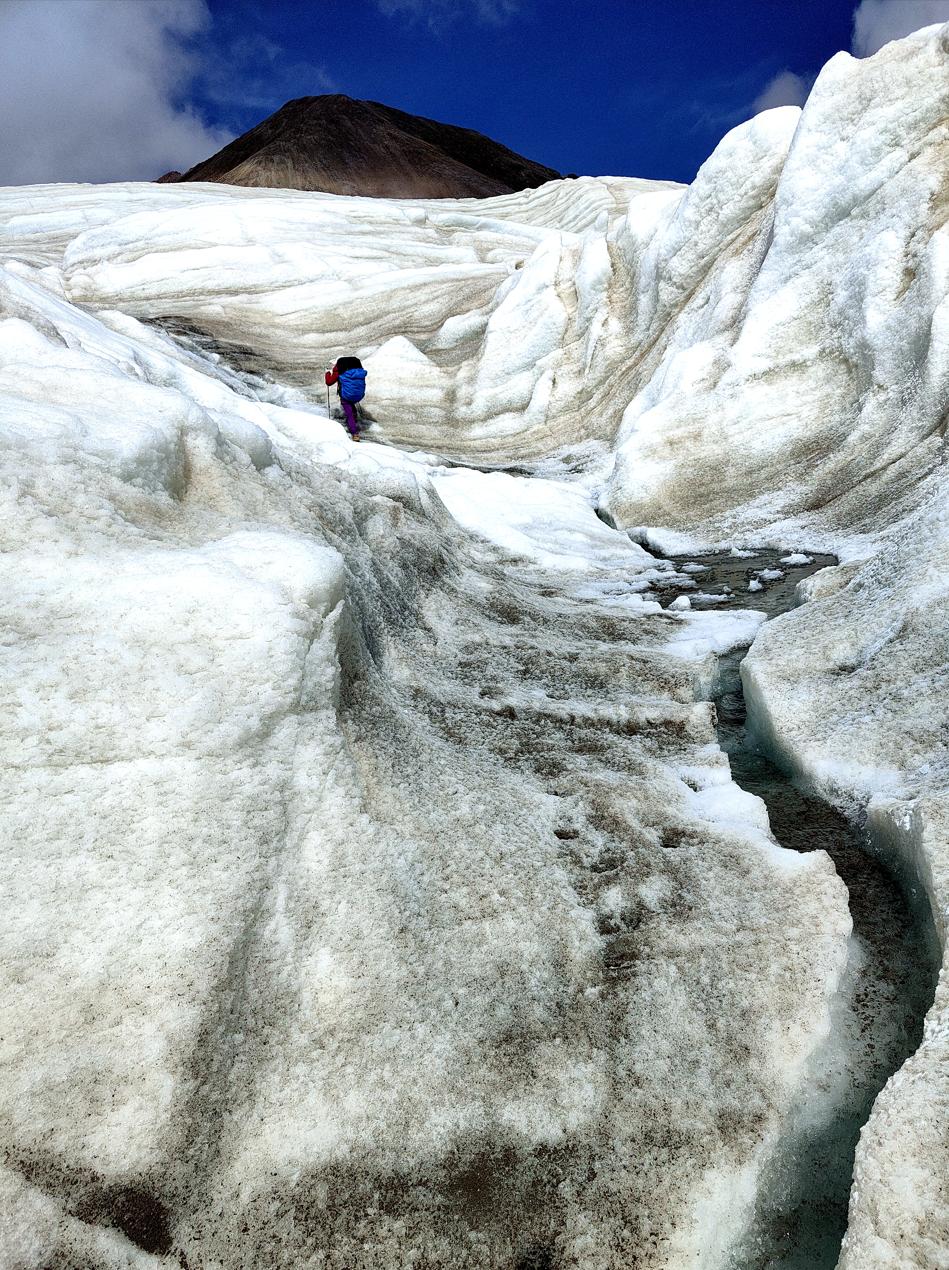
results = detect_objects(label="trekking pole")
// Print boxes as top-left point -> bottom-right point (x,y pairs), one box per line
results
325,379 -> 330,418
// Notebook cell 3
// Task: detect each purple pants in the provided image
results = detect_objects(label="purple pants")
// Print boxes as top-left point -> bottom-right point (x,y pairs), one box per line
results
341,400 -> 359,437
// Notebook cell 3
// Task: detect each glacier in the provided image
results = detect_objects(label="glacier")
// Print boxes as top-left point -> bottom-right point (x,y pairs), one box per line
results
0,21 -> 947,1270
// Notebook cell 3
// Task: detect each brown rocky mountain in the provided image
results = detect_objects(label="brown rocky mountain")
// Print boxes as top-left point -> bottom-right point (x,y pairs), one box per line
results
163,95 -> 561,198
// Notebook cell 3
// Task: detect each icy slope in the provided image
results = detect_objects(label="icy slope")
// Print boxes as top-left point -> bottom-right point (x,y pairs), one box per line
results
0,266 -> 848,1268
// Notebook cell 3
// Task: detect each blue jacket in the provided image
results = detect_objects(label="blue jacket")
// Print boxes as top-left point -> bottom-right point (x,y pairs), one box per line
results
338,367 -> 367,402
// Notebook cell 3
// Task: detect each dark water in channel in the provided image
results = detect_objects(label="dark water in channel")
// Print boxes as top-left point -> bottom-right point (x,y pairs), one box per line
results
652,551 -> 938,1270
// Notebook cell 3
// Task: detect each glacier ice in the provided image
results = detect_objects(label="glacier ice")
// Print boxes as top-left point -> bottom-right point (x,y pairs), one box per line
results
0,255 -> 851,1268
0,19 -> 948,1269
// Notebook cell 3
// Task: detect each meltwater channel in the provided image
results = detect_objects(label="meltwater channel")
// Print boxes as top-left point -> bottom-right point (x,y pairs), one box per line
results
651,550 -> 938,1270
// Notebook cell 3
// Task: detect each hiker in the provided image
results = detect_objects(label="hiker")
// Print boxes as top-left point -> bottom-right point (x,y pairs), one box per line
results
325,356 -> 368,440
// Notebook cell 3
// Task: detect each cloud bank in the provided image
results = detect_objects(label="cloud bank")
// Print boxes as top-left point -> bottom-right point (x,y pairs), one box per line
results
852,0 -> 949,56
0,0 -> 231,185
751,71 -> 811,113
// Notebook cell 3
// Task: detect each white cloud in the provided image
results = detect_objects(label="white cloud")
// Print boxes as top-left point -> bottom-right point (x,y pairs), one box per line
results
0,0 -> 232,185
751,70 -> 811,113
852,0 -> 949,56
375,0 -> 520,26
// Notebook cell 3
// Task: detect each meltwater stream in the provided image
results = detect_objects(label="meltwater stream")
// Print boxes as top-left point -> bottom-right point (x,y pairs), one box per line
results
653,551 -> 937,1269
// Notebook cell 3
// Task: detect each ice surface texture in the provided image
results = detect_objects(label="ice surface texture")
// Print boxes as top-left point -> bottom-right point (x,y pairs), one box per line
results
0,20 -> 947,1269
0,266 -> 847,1267
0,271 -> 846,1267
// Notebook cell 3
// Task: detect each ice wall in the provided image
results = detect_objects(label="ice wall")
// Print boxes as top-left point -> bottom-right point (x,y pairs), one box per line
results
605,28 -> 949,544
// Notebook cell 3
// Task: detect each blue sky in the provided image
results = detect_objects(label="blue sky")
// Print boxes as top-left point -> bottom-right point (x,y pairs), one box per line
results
195,0 -> 858,183
1,0 -> 947,185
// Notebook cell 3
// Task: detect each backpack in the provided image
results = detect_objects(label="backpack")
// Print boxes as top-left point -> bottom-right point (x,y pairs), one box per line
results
338,367 -> 367,402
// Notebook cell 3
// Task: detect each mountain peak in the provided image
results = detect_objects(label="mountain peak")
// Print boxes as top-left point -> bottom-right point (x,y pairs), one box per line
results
165,95 -> 561,198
